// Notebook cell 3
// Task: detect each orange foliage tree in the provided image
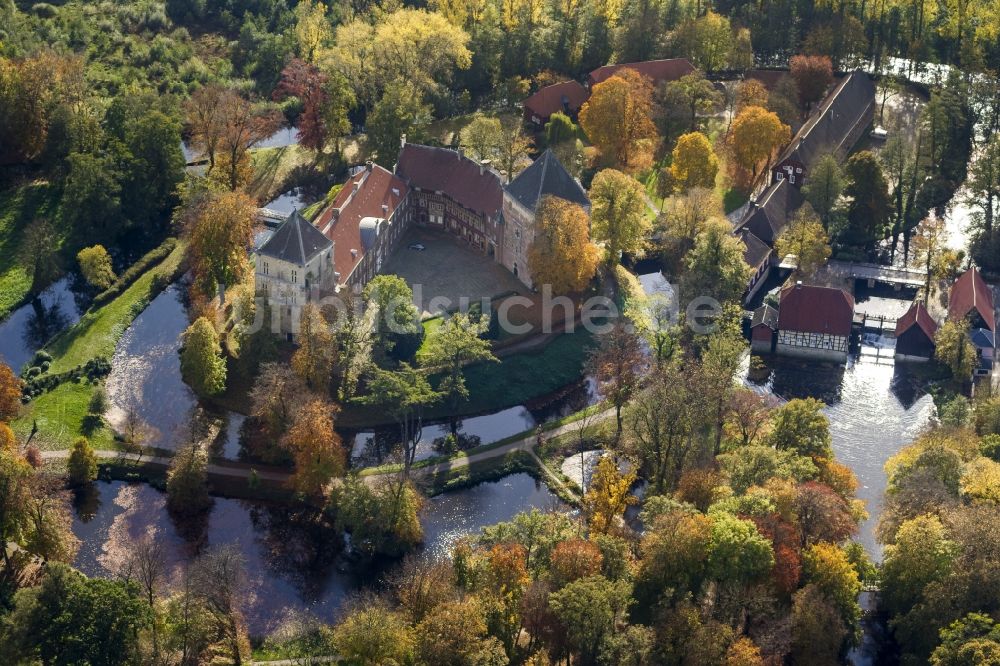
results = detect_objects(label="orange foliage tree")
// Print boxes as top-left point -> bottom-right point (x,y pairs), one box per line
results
281,398 -> 346,499
579,69 -> 659,171
727,105 -> 790,189
527,196 -> 600,295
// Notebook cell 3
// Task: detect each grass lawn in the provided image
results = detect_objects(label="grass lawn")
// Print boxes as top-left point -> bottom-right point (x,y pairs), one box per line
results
340,328 -> 594,428
249,144 -> 312,203
0,182 -> 65,319
13,241 -> 187,450
723,187 -> 748,214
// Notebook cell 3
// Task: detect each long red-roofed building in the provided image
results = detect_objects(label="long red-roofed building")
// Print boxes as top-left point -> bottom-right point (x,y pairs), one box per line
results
523,80 -> 590,127
587,58 -> 696,89
948,268 -> 995,333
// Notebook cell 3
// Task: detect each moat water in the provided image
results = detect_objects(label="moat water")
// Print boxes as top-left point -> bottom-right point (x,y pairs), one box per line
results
0,276 -> 84,372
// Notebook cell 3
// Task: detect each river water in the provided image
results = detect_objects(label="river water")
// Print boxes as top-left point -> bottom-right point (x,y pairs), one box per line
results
0,277 -> 84,373
71,473 -> 563,635
744,342 -> 935,559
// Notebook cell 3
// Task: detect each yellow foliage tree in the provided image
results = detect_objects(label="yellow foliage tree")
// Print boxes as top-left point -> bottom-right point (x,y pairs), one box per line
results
291,303 -> 336,392
669,132 -> 719,192
295,0 -> 332,63
774,206 -> 832,277
727,105 -> 790,187
527,196 -> 600,295
579,69 -> 659,171
960,457 -> 1000,504
589,168 -> 651,263
282,399 -> 346,499
934,319 -> 976,381
583,455 -> 637,534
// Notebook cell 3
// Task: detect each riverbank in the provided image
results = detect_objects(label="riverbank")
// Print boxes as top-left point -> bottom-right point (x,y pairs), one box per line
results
0,181 -> 66,320
11,241 -> 188,451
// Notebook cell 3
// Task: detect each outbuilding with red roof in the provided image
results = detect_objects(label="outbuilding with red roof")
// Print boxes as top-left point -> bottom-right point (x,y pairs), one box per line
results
523,80 -> 590,127
775,282 -> 855,361
894,302 -> 937,361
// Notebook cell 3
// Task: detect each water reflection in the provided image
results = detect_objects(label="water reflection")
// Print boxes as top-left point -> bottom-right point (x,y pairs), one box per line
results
0,276 -> 84,372
351,379 -> 596,465
744,349 -> 935,558
104,285 -> 198,451
73,473 -> 565,635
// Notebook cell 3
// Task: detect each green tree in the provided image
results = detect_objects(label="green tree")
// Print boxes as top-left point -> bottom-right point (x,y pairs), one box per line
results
931,613 -> 1000,666
459,113 -> 503,162
76,245 -> 116,291
589,168 -> 651,265
121,109 -> 184,235
548,575 -> 632,666
790,584 -> 847,665
658,72 -> 723,137
0,446 -> 34,569
842,150 -> 892,254
359,364 -> 439,473
332,596 -> 416,665
367,79 -> 432,167
802,153 -> 844,230
418,312 -> 497,436
60,152 -> 122,241
363,274 -> 421,362
769,397 -> 832,460
881,514 -> 958,616
672,11 -> 735,74
333,476 -> 424,558
19,219 -> 60,294
67,436 -> 97,486
545,111 -> 578,146
706,512 -> 775,583
180,317 -> 227,396
2,564 -> 150,666
680,218 -> 752,306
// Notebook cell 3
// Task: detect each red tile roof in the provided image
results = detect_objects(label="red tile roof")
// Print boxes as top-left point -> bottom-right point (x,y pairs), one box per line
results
395,143 -> 503,221
315,164 -> 409,284
949,268 -> 995,332
777,283 -> 854,337
588,58 -> 696,88
523,80 -> 589,122
895,302 -> 938,340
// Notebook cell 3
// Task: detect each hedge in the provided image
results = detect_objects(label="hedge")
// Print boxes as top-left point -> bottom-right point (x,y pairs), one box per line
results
92,238 -> 178,308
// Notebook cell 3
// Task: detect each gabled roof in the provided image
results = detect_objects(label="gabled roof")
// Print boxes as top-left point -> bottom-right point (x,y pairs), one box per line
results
777,283 -> 854,336
523,80 -> 590,120
316,163 -> 409,284
971,327 -> 995,350
737,228 -> 771,269
257,209 -> 332,266
949,268 -> 995,332
895,302 -> 938,340
774,71 -> 875,171
751,304 -> 778,330
395,143 -> 503,220
506,149 -> 590,212
735,179 -> 804,245
588,58 -> 696,88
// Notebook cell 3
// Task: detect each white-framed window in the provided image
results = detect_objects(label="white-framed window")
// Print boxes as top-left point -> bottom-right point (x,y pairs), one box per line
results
292,270 -> 298,284
776,172 -> 784,180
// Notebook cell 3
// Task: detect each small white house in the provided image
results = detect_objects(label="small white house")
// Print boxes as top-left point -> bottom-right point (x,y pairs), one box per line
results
255,209 -> 334,339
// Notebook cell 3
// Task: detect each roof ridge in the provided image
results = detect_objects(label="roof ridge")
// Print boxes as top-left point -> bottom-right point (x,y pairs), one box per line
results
536,150 -> 551,205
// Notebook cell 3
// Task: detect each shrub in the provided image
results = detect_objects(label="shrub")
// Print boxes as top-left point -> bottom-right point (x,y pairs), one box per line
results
92,238 -> 177,308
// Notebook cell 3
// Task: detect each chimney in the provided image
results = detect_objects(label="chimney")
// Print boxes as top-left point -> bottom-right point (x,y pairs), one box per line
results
400,133 -> 407,148
381,204 -> 389,214
480,159 -> 491,176
350,249 -> 358,259
365,160 -> 373,172
796,280 -> 802,289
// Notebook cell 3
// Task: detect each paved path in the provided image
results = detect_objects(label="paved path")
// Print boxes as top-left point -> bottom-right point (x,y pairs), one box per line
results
39,449 -> 293,483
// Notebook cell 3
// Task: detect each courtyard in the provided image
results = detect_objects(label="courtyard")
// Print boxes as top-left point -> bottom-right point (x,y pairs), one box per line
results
381,227 -> 526,317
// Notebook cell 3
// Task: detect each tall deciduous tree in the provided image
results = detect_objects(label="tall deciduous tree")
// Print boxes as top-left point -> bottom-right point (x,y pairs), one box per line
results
589,168 -> 651,264
367,80 -> 432,167
528,196 -> 601,295
359,364 -> 439,474
935,319 -> 976,381
843,150 -> 892,254
548,575 -> 633,665
291,303 -> 335,394
589,323 -> 644,441
775,206 -> 832,277
273,58 -> 331,153
789,54 -> 834,111
770,398 -> 832,460
579,69 -> 658,171
180,317 -> 227,396
680,218 -> 752,306
67,437 -> 97,486
584,456 -> 638,534
910,215 -> 948,297
672,11 -> 735,74
418,313 -> 497,436
669,132 -> 719,193
802,153 -> 845,230
166,442 -> 212,517
188,190 -> 256,302
658,72 -> 723,137
727,106 -> 790,187
282,398 -> 346,499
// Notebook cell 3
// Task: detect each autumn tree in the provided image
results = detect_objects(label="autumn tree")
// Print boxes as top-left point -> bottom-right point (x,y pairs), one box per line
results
589,323 -> 645,441
528,196 -> 600,295
548,575 -> 633,665
0,363 -> 22,422
579,69 -> 658,171
180,318 -> 227,397
935,319 -> 976,381
332,596 -> 416,664
76,245 -> 115,291
910,215 -> 949,297
166,443 -> 212,517
789,55 -> 834,111
774,205 -> 832,277
248,363 -> 307,439
417,313 -> 498,435
589,169 -> 650,264
281,398 -> 346,499
333,476 -> 424,557
727,106 -> 790,187
734,79 -> 769,114
184,84 -> 226,174
67,437 -> 97,486
294,0 -> 332,63
291,303 -> 335,393
273,58 -> 346,154
212,89 -> 282,190
672,11 -> 736,74
584,455 -> 638,535
669,131 -> 719,192
188,190 -> 256,302
495,117 -> 533,183
790,584 -> 848,665
802,153 -> 845,230
656,187 -> 724,273
725,388 -> 777,448
550,539 -> 603,588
